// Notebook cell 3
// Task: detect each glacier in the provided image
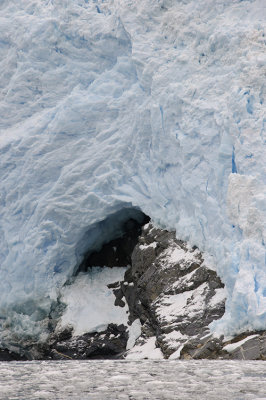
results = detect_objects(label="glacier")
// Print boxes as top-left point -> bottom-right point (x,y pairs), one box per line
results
0,0 -> 265,346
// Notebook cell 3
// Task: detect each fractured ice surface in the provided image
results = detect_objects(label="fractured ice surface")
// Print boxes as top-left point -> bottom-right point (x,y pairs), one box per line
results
59,267 -> 128,336
0,0 -> 265,343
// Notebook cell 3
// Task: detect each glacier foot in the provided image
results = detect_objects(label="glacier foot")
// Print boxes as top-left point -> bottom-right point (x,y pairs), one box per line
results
1,221 -> 265,361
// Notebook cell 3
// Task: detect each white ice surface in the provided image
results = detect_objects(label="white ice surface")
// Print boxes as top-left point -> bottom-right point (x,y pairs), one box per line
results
59,267 -> 128,336
0,0 -> 265,343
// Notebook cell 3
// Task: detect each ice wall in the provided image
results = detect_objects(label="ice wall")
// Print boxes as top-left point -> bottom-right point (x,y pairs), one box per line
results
0,0 -> 265,342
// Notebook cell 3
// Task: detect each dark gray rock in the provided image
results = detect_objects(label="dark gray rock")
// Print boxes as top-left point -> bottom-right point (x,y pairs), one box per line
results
0,348 -> 27,361
47,323 -> 128,360
180,332 -> 266,361
115,223 -> 265,361
111,222 -> 227,359
180,337 -> 226,360
222,332 -> 266,360
230,337 -> 261,360
260,332 -> 266,360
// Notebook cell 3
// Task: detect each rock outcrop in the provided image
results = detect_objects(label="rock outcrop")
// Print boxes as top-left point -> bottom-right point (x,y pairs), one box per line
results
114,222 -> 226,359
117,223 -> 265,361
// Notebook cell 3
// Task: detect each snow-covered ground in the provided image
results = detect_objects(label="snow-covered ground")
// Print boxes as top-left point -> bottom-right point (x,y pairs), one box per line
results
0,0 -> 265,346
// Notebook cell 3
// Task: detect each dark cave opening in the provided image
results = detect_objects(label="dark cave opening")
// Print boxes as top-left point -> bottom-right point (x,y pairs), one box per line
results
75,208 -> 150,274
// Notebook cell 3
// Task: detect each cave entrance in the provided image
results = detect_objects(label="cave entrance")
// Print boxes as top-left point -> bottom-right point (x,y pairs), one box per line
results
75,208 -> 150,274
52,208 -> 150,360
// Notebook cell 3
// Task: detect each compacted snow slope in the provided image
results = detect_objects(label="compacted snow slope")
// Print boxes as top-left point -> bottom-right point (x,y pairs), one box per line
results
0,0 -> 265,343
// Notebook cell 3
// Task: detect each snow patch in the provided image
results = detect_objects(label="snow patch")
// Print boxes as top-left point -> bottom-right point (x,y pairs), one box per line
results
139,242 -> 157,250
162,331 -> 188,343
169,345 -> 184,360
167,247 -> 198,265
208,288 -> 227,308
156,283 -> 209,323
126,319 -> 142,350
126,337 -> 163,360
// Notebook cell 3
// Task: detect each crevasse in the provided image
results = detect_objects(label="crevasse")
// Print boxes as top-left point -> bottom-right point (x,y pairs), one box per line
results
0,0 -> 265,344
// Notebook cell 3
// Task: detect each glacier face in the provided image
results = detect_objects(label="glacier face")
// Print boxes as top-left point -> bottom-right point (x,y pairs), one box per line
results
0,0 -> 265,343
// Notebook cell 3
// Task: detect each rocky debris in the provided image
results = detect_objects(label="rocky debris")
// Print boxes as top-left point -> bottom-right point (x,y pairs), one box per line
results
179,331 -> 266,361
0,324 -> 128,361
0,348 -> 27,361
45,323 -> 128,360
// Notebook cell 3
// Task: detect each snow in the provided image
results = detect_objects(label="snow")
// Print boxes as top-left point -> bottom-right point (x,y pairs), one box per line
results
59,267 -> 128,336
161,331 -> 188,343
126,319 -> 142,350
126,337 -> 163,360
208,289 -> 227,308
139,242 -> 157,250
161,246 -> 201,271
0,0 -> 265,345
161,331 -> 188,356
169,345 -> 184,360
168,248 -> 197,265
155,283 -> 209,324
57,267 -> 142,352
223,335 -> 260,353
156,292 -> 193,321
